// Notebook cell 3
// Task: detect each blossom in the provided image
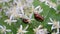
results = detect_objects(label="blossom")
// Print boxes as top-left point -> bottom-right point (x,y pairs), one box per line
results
5,6 -> 23,19
48,18 -> 60,29
48,18 -> 60,34
4,19 -> 17,25
33,25 -> 48,34
17,25 -> 29,34
0,25 -> 11,34
39,0 -> 57,10
45,0 -> 57,10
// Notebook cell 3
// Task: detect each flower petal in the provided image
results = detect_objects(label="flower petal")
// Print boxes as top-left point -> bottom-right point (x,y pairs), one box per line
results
22,30 -> 28,33
24,25 -> 29,30
20,25 -> 23,30
6,29 -> 11,32
48,22 -> 53,25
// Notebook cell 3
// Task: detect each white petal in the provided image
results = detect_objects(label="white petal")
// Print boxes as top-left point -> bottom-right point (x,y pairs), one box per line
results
11,20 -> 17,22
29,12 -> 33,19
0,25 -> 3,29
17,33 -> 19,34
49,18 -> 53,22
33,29 -> 37,32
4,20 -> 7,22
51,26 -> 55,30
48,22 -> 53,25
24,25 -> 29,30
45,1 -> 48,5
20,7 -> 24,15
20,25 -> 23,30
57,28 -> 59,34
38,25 -> 43,29
10,15 -> 13,20
35,6 -> 40,10
3,26 -> 6,29
4,32 -> 6,34
39,0 -> 45,2
6,29 -> 11,32
19,14 -> 23,18
39,9 -> 43,13
22,30 -> 28,33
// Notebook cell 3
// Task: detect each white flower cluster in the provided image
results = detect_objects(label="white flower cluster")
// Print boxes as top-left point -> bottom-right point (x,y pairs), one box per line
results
0,25 -> 29,34
33,17 -> 60,34
3,0 -> 43,25
39,0 -> 57,10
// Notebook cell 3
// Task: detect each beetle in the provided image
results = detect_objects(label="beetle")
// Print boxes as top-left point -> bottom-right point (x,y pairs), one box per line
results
34,12 -> 44,21
22,18 -> 29,24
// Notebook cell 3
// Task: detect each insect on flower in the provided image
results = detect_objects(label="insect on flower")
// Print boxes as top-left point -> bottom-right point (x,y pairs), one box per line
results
34,5 -> 44,22
22,18 -> 34,24
22,12 -> 34,24
22,18 -> 29,24
34,12 -> 44,21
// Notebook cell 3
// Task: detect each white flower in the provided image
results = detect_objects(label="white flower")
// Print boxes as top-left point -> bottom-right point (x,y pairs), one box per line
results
33,25 -> 48,34
48,18 -> 60,34
4,19 -> 17,25
36,29 -> 48,34
5,6 -> 17,17
0,25 -> 11,34
48,18 -> 60,29
5,6 -> 23,19
17,25 -> 29,34
45,0 -> 57,10
33,25 -> 43,32
39,0 -> 57,10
